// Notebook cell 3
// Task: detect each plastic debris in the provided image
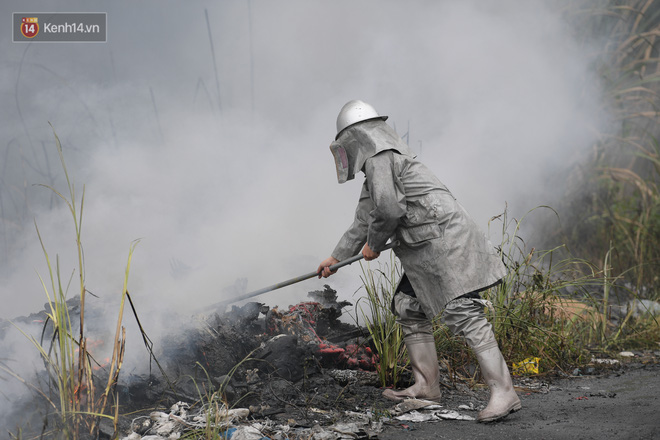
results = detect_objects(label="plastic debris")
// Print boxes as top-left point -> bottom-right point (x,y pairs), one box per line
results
395,410 -> 436,422
120,401 -> 392,439
592,357 -> 620,365
513,357 -> 540,375
388,397 -> 478,424
517,377 -> 551,394
394,408 -> 475,422
228,426 -> 269,440
619,351 -> 635,357
622,299 -> 660,318
330,422 -> 362,436
391,398 -> 441,415
436,410 -> 475,421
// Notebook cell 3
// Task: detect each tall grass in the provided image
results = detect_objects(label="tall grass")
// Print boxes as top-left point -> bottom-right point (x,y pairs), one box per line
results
361,205 -> 656,384
486,206 -> 657,370
7,128 -> 137,438
355,254 -> 408,388
547,0 -> 660,301
486,208 -> 605,372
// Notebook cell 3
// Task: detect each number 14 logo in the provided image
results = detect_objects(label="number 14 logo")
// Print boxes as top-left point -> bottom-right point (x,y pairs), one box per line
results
21,17 -> 39,38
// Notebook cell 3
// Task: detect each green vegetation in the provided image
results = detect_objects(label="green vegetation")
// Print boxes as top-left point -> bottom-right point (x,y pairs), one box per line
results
359,205 -> 657,386
3,129 -> 138,439
547,0 -> 660,301
179,358 -> 257,440
356,254 -> 408,389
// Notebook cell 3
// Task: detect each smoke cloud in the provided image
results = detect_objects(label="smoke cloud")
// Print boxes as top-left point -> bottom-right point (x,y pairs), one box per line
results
0,0 -> 604,427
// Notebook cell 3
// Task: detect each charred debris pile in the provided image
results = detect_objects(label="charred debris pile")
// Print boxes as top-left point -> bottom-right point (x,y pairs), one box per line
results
113,284 -> 502,439
115,284 -> 412,439
152,285 -> 384,408
1,285 -> 493,439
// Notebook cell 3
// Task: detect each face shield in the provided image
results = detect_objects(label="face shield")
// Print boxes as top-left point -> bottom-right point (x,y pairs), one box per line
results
330,141 -> 352,184
329,119 -> 412,185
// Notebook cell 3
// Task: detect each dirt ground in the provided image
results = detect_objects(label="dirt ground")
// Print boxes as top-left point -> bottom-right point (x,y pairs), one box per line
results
110,355 -> 660,440
378,361 -> 660,440
6,298 -> 658,440
107,298 -> 659,440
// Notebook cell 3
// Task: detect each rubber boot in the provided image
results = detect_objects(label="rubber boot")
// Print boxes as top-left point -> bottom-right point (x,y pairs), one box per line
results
474,345 -> 522,422
382,334 -> 442,402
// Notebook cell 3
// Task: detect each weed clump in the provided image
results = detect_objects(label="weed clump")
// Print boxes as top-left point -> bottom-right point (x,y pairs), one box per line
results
358,206 -> 657,390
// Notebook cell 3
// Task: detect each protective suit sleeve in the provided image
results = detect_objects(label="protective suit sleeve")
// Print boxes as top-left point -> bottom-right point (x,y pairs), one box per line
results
331,182 -> 373,261
364,151 -> 407,251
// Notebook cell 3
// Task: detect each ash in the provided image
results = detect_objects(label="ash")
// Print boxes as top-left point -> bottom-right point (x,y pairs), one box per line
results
113,286 -> 485,439
116,285 -> 402,439
1,285 -> 483,439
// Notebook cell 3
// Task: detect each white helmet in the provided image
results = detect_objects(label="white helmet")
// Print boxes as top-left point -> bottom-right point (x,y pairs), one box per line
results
335,100 -> 388,139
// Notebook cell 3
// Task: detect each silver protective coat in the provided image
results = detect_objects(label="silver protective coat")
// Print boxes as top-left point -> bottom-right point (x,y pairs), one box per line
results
331,119 -> 507,318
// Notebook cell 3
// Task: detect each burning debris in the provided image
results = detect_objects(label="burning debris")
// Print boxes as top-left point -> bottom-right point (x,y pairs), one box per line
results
109,285 -> 487,439
153,285 -> 379,400
109,285 -> 395,439
2,284 -> 490,439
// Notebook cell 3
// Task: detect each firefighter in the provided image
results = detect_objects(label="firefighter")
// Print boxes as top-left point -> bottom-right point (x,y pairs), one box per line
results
317,100 -> 521,423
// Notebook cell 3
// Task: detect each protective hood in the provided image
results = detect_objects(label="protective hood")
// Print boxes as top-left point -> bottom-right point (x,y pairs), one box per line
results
330,119 -> 415,184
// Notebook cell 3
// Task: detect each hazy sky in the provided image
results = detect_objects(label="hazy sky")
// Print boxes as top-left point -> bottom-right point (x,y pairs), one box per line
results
0,0 -> 606,367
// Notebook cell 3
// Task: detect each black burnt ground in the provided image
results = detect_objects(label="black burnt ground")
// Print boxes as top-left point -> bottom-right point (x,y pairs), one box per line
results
122,285 -> 395,424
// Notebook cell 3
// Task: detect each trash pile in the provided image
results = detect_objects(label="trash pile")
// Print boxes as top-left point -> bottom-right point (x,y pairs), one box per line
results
111,285 -> 487,439
120,400 -> 383,440
10,283 -> 648,438
119,397 -> 480,440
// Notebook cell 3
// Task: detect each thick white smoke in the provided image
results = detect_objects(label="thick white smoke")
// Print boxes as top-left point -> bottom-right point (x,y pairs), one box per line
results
0,0 -> 604,430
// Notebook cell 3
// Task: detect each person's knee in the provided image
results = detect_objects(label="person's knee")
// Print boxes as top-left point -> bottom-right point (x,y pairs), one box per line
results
393,292 -> 433,339
443,298 -> 497,351
399,319 -> 434,346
